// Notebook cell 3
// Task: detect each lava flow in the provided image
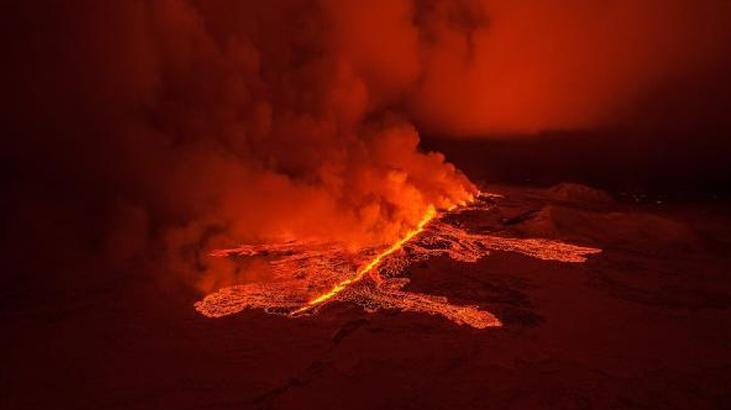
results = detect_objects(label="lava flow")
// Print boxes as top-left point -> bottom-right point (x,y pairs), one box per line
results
194,194 -> 602,329
290,206 -> 438,316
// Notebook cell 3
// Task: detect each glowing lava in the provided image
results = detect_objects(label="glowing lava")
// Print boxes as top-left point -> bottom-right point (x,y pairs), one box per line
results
194,194 -> 602,329
291,206 -> 437,315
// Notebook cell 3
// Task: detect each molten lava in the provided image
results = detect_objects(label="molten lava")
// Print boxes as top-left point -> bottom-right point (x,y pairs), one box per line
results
291,206 -> 437,315
194,194 -> 601,329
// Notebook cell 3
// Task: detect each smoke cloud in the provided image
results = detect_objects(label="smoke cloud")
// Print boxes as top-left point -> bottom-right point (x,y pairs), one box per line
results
4,0 -> 730,292
5,0 -> 473,292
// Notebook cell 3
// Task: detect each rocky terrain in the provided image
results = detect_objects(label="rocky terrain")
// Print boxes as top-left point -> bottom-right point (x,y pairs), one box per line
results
4,184 -> 731,409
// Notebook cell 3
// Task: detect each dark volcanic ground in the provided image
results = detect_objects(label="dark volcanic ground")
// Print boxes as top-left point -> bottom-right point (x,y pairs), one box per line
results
4,184 -> 731,409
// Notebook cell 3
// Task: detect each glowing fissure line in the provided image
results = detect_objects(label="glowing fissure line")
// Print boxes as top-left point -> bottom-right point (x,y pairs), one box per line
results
290,205 -> 438,315
194,192 -> 601,328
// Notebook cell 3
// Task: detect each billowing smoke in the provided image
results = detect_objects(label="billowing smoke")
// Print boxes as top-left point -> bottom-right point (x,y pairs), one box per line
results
4,0 -> 730,292
6,0 -> 475,292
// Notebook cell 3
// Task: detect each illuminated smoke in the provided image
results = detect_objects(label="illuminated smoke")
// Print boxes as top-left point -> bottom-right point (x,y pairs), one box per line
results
415,0 -> 731,134
4,0 -> 727,294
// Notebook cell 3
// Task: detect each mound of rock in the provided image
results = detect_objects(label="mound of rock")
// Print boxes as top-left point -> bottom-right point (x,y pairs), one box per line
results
546,183 -> 614,204
514,205 -> 698,252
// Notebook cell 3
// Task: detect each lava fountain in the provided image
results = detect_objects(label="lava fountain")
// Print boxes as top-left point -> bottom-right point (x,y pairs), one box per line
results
194,194 -> 601,329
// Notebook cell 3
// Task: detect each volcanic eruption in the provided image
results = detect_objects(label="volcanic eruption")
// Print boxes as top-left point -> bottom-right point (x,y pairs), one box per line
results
5,0 -> 729,297
5,1 -> 731,409
195,193 -> 601,328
